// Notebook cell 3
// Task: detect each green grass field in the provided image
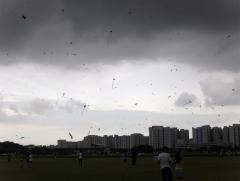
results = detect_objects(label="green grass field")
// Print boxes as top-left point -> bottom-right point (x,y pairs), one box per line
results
1,156 -> 240,181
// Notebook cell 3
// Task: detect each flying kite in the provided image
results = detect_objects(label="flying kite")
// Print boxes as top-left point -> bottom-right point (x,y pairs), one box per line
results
21,15 -> 26,20
69,132 -> 73,139
183,100 -> 193,106
112,78 -> 116,89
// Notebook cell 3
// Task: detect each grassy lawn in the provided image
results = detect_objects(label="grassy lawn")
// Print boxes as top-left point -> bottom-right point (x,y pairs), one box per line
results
0,156 -> 240,181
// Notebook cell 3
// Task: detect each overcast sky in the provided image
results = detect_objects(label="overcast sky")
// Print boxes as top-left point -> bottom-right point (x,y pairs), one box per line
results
0,0 -> 239,145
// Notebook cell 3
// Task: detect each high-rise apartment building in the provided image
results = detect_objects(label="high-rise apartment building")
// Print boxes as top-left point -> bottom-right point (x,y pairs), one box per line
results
222,126 -> 230,145
149,126 -> 164,149
179,129 -> 189,143
212,127 -> 223,145
130,133 -> 144,148
149,126 -> 178,149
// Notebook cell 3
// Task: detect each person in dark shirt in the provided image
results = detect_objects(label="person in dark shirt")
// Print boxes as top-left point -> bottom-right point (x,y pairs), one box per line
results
131,149 -> 138,166
7,152 -> 12,162
122,152 -> 128,164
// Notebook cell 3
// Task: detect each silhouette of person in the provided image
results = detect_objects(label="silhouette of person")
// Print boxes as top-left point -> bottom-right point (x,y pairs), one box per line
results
78,151 -> 83,167
123,152 -> 128,164
174,151 -> 184,181
20,152 -> 25,168
7,152 -> 12,162
131,149 -> 138,166
20,151 -> 29,168
28,152 -> 33,168
25,151 -> 32,168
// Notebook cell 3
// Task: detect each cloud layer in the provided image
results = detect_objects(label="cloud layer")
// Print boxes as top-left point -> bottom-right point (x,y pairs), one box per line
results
1,97 -> 86,117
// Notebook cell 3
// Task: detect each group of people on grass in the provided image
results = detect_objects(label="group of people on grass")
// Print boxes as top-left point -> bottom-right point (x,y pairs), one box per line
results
20,151 -> 33,168
122,146 -> 183,181
77,147 -> 184,181
9,147 -> 182,180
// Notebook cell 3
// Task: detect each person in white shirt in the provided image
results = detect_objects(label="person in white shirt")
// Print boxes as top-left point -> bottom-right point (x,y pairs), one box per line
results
78,151 -> 83,167
158,146 -> 172,181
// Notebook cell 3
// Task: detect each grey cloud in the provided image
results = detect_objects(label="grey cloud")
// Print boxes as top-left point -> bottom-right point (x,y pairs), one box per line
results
9,105 -> 19,113
28,98 -> 86,114
200,76 -> 240,106
29,98 -> 54,114
0,107 -> 240,134
5,97 -> 85,115
175,92 -> 200,107
6,98 -> 53,115
0,0 -> 239,71
58,99 -> 85,113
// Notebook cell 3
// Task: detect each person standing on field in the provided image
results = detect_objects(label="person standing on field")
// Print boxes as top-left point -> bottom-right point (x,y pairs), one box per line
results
7,152 -> 12,162
28,152 -> 33,168
131,149 -> 138,166
78,151 -> 83,167
158,146 -> 172,181
122,152 -> 128,164
174,151 -> 184,181
20,152 -> 25,168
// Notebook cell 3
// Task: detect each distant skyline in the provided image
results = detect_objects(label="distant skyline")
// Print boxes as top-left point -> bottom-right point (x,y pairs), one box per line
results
57,123 -> 239,142
0,0 -> 239,145
31,123 -> 240,146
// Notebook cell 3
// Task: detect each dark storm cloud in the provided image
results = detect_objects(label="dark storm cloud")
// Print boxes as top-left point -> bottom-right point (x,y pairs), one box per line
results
0,0 -> 239,71
62,0 -> 239,34
0,0 -> 60,50
200,76 -> 240,106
